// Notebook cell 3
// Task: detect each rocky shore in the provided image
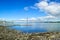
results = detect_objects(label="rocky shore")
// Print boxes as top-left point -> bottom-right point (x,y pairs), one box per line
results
0,26 -> 60,40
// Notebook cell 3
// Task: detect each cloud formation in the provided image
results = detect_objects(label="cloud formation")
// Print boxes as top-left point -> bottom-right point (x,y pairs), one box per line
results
37,15 -> 56,21
24,7 -> 29,11
24,0 -> 60,21
35,0 -> 60,17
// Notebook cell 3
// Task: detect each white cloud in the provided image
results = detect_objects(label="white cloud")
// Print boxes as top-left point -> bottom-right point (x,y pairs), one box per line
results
24,7 -> 29,11
15,18 -> 37,22
24,6 -> 38,11
35,1 -> 60,17
37,15 -> 56,21
39,16 -> 56,19
29,18 -> 37,20
13,15 -> 56,22
35,1 -> 48,9
17,16 -> 56,22
30,6 -> 38,9
19,19 -> 27,20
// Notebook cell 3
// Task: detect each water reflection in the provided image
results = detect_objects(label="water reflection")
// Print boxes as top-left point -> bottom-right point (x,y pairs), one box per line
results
9,23 -> 60,33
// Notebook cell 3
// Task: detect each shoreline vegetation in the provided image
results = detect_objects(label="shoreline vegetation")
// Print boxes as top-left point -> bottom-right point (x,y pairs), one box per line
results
0,26 -> 60,40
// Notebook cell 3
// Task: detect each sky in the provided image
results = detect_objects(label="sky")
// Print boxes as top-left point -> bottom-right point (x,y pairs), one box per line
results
0,0 -> 60,21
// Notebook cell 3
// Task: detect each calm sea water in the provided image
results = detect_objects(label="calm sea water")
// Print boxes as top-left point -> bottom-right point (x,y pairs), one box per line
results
9,23 -> 60,33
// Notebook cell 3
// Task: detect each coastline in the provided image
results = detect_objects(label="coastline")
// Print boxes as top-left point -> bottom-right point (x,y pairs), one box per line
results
0,26 -> 60,40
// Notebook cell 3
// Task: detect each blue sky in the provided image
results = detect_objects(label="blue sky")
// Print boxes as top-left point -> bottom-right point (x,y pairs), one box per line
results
0,0 -> 60,20
0,0 -> 39,20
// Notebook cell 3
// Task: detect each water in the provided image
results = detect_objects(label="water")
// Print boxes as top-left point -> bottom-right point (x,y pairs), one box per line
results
9,23 -> 60,33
